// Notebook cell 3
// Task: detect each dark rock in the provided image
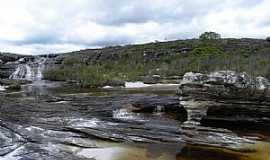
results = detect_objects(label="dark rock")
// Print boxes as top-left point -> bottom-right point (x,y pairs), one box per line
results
201,104 -> 270,130
177,145 -> 242,160
131,96 -> 187,113
0,63 -> 18,79
0,79 -> 30,86
0,52 -> 23,63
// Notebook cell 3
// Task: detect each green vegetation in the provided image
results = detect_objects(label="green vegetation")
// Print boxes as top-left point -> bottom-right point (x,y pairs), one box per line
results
44,64 -> 125,88
43,33 -> 270,88
199,32 -> 221,40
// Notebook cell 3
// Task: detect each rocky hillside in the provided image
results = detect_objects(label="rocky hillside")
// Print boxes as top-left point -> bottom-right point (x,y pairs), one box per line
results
44,38 -> 270,88
56,38 -> 270,65
1,38 -> 270,87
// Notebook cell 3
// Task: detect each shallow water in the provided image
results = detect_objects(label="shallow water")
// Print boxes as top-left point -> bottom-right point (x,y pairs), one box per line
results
1,81 -> 269,160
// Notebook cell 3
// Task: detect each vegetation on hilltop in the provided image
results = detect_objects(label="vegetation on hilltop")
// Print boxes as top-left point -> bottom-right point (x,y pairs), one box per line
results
199,32 -> 221,40
43,32 -> 270,88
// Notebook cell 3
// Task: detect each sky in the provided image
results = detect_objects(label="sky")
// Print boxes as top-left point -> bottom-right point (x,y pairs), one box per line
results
0,0 -> 269,55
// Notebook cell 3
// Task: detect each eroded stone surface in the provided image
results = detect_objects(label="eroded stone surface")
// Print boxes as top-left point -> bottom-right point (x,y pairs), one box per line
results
178,71 -> 270,130
0,78 -> 262,159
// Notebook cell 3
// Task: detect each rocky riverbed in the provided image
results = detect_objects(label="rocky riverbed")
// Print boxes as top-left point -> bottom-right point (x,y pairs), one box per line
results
0,70 -> 270,160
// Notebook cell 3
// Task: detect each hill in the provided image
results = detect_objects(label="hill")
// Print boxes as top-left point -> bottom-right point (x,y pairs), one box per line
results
1,38 -> 270,88
43,38 -> 270,88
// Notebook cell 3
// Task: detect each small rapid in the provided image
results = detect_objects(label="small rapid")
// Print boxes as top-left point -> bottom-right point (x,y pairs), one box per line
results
0,85 -> 6,91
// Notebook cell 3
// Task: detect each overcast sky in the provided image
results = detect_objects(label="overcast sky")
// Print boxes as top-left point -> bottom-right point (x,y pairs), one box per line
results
0,0 -> 269,55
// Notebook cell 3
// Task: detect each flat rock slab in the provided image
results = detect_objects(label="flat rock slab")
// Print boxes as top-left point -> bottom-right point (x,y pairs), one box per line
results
0,122 -> 25,156
0,92 -> 257,159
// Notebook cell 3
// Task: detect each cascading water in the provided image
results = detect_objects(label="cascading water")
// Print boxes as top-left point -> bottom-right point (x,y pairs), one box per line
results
9,57 -> 47,81
9,64 -> 33,81
35,58 -> 46,81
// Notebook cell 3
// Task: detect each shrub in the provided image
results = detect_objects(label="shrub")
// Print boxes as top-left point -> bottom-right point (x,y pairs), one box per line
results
199,32 -> 221,40
191,47 -> 223,55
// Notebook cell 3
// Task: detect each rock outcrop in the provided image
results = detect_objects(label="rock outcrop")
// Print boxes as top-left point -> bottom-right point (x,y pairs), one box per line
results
131,96 -> 187,116
178,71 -> 270,129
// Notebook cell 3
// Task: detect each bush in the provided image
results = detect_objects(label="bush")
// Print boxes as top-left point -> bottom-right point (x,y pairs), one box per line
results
191,47 -> 223,55
44,65 -> 126,88
199,32 -> 221,40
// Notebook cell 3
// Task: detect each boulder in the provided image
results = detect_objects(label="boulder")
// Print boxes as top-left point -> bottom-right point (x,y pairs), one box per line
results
129,95 -> 188,121
178,71 -> 270,129
179,71 -> 270,101
131,96 -> 186,112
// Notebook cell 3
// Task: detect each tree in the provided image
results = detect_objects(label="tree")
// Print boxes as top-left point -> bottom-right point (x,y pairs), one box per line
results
199,32 -> 221,40
266,37 -> 270,42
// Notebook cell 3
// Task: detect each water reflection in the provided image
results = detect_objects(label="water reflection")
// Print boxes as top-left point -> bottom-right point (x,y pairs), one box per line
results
21,80 -> 61,99
176,146 -> 241,160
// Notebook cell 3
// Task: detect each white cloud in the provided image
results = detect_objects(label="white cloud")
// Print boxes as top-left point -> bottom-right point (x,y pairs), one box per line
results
0,0 -> 269,54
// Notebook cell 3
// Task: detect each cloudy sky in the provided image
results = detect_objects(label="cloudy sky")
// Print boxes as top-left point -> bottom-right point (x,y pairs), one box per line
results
0,0 -> 269,55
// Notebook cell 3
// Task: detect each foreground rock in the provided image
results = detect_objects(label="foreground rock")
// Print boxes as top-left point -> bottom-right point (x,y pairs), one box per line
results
178,71 -> 270,129
0,91 -> 255,160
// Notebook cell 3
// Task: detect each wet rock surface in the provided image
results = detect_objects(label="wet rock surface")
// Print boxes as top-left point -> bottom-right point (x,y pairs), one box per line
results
0,82 -> 256,159
129,95 -> 187,121
178,71 -> 270,129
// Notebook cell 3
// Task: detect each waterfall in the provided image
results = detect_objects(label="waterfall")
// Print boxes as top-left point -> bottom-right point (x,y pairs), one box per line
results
9,57 -> 47,81
35,58 -> 46,81
25,64 -> 33,80
9,64 -> 33,81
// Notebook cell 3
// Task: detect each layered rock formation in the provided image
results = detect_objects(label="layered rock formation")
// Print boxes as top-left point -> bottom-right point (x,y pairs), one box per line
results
178,71 -> 270,129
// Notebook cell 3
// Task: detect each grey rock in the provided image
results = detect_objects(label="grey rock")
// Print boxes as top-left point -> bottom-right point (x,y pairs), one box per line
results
178,71 -> 270,129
